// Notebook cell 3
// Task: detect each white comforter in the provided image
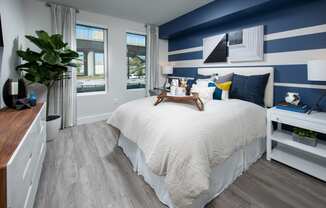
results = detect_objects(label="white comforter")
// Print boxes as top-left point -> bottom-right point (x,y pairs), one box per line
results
107,97 -> 266,208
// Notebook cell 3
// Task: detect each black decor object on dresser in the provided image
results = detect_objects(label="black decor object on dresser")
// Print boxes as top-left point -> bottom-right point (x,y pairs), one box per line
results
0,15 -> 3,47
2,79 -> 27,108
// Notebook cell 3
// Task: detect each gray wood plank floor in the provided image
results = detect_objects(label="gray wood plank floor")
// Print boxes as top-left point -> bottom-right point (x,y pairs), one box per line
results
34,121 -> 326,208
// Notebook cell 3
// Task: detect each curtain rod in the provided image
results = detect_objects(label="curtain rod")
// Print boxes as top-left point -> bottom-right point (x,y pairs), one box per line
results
46,2 -> 80,13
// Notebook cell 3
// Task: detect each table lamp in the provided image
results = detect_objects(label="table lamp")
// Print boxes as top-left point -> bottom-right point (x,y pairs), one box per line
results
162,65 -> 173,90
307,60 -> 326,111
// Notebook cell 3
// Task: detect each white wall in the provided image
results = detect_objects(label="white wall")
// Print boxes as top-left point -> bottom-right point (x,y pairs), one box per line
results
23,0 -> 149,124
0,0 -> 26,107
23,0 -> 51,42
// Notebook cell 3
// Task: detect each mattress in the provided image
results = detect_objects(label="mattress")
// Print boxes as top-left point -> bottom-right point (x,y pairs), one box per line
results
118,134 -> 265,208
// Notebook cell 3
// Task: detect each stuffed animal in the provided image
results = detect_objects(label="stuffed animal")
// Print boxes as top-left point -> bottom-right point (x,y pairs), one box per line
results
285,92 -> 300,106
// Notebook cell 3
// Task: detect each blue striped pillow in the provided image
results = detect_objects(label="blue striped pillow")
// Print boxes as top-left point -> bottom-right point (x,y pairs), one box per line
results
208,82 -> 222,100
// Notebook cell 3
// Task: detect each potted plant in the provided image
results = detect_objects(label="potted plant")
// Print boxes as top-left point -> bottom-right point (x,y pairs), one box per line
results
292,127 -> 318,147
16,31 -> 79,140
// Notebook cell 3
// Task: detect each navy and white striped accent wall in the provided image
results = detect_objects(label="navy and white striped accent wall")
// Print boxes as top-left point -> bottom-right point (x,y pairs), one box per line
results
162,0 -> 326,109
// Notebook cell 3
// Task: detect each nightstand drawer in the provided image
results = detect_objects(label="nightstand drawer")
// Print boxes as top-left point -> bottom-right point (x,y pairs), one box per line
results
270,113 -> 326,133
270,114 -> 297,125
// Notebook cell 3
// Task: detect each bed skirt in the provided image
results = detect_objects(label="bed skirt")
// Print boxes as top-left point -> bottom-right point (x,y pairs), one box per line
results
118,135 -> 265,208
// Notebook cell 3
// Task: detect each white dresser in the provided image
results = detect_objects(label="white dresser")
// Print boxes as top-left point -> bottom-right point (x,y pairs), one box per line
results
0,103 -> 46,208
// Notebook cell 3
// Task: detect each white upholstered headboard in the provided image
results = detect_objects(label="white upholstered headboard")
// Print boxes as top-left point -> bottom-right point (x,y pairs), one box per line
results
198,67 -> 274,107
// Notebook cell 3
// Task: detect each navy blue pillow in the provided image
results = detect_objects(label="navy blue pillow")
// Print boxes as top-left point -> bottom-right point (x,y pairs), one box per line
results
208,82 -> 222,100
230,74 -> 270,106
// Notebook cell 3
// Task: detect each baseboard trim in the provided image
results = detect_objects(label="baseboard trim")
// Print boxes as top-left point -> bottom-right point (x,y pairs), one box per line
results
77,112 -> 112,125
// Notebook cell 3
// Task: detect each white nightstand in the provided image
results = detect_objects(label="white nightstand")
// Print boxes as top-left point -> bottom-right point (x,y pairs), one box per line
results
267,107 -> 326,181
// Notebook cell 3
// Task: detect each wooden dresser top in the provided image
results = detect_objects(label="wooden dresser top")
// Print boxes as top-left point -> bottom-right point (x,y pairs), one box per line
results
0,103 -> 44,168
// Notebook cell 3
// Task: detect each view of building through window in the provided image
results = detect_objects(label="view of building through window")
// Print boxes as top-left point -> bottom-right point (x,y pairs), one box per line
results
127,33 -> 146,89
76,24 -> 107,93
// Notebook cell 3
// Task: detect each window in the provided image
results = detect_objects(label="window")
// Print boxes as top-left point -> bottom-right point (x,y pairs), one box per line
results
76,24 -> 107,93
126,33 -> 146,89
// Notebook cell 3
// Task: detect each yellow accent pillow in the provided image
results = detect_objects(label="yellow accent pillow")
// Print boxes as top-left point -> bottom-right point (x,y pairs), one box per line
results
216,81 -> 232,91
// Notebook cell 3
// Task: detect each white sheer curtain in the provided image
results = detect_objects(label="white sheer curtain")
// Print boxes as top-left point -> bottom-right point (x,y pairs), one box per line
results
145,24 -> 160,96
49,3 -> 77,128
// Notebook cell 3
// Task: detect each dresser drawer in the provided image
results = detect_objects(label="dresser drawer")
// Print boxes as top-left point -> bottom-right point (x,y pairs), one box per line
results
7,139 -> 40,208
23,142 -> 45,208
30,122 -> 46,170
7,118 -> 41,177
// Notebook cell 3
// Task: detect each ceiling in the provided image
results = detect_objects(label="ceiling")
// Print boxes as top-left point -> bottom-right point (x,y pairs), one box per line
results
45,0 -> 214,25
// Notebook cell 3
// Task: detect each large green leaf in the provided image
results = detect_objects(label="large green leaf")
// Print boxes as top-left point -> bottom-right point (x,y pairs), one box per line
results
60,50 -> 79,64
16,62 -> 39,71
24,73 -> 36,82
36,31 -> 50,41
62,49 -> 79,57
37,31 -> 57,49
25,35 -> 53,51
17,49 -> 42,62
42,51 -> 62,65
50,34 -> 66,50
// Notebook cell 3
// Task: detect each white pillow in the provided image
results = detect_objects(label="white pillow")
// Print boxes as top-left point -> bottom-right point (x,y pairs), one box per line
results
191,84 -> 215,102
196,79 -> 211,88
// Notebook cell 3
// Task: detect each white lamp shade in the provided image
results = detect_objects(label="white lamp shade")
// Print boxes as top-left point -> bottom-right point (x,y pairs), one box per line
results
307,60 -> 326,81
162,65 -> 173,75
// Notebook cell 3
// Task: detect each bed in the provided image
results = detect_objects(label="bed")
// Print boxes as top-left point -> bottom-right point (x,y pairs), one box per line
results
107,67 -> 274,208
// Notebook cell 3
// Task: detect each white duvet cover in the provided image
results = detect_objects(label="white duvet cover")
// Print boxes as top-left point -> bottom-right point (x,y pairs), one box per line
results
107,97 -> 266,208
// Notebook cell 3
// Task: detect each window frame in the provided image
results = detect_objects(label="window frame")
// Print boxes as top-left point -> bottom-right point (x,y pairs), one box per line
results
76,22 -> 109,96
126,31 -> 147,91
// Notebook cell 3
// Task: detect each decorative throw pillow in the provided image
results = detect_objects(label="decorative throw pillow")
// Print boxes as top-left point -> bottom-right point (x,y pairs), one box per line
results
217,81 -> 232,100
195,73 -> 234,100
217,81 -> 232,91
208,82 -> 221,100
191,84 -> 215,102
208,81 -> 232,100
229,73 -> 270,106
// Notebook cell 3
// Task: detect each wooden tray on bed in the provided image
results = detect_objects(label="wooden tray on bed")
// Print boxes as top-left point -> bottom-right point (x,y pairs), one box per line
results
154,91 -> 204,111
